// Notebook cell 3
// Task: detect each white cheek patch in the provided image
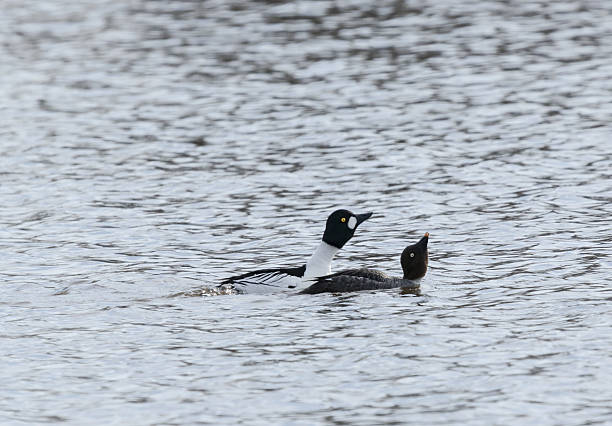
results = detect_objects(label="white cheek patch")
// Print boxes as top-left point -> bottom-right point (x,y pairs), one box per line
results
347,216 -> 357,230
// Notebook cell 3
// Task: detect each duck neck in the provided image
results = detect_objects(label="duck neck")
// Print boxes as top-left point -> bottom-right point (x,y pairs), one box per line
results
402,258 -> 428,280
303,241 -> 339,280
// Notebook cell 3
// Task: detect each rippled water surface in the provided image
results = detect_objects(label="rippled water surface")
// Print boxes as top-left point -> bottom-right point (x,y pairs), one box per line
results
2,0 -> 612,424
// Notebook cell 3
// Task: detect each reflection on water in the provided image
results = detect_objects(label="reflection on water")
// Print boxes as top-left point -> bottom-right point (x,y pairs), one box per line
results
1,0 -> 611,424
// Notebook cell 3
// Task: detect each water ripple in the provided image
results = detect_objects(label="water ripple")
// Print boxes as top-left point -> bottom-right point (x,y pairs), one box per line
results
1,0 -> 612,424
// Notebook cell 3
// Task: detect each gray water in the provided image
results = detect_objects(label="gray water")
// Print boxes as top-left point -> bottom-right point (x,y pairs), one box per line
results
2,0 -> 612,424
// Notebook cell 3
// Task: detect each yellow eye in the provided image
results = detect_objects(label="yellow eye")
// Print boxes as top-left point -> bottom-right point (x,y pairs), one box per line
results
341,217 -> 346,223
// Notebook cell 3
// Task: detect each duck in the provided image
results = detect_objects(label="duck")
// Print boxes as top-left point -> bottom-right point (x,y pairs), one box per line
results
219,209 -> 373,294
300,233 -> 429,294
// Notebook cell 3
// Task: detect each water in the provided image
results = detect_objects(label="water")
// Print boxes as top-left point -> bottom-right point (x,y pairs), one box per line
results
1,0 -> 612,424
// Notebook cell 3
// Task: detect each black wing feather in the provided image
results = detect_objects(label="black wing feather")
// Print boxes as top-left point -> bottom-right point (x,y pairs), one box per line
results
219,265 -> 306,286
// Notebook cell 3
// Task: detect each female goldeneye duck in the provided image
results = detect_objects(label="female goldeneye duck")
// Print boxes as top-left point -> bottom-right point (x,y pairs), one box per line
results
219,209 -> 373,294
300,233 -> 429,294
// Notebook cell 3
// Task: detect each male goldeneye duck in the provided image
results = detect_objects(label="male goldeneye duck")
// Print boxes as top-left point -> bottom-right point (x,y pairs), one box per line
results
300,233 -> 429,294
219,209 -> 373,294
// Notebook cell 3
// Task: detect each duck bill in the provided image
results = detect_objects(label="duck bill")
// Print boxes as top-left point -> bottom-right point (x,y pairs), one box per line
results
355,212 -> 373,227
418,232 -> 429,247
